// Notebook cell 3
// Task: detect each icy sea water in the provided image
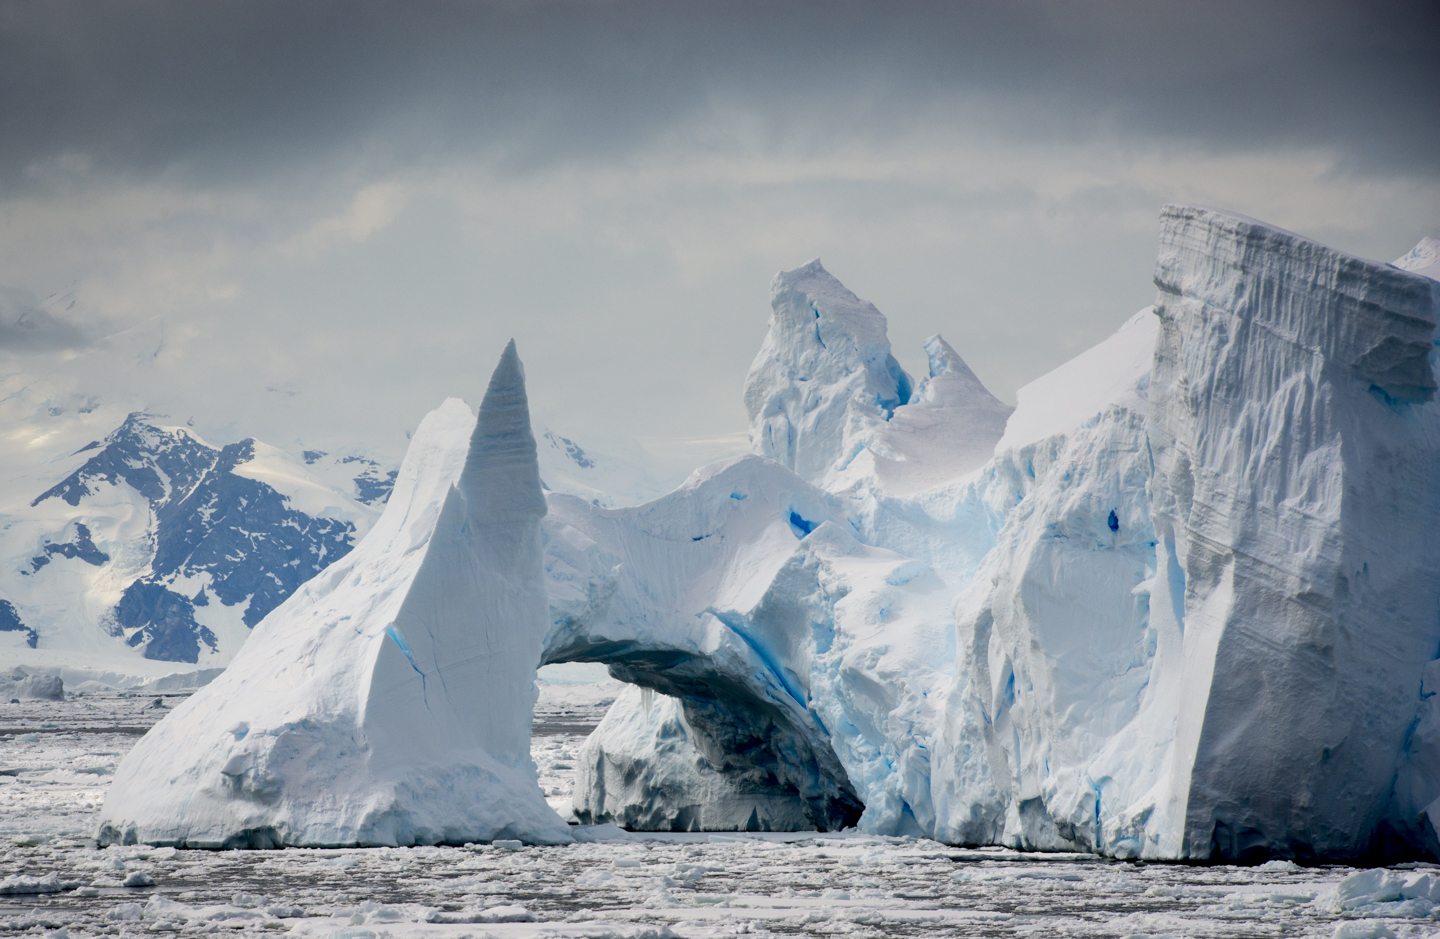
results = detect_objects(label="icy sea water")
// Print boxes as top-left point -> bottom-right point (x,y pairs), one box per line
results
0,696 -> 1434,938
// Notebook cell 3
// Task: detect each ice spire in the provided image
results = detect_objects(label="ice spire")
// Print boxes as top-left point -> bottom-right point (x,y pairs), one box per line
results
97,343 -> 569,848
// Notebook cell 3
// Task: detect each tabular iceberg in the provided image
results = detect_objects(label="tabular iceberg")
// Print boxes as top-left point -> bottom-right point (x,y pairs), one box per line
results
97,342 -> 571,848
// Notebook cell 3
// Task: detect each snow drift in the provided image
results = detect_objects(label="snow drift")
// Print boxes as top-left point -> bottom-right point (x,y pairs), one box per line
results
97,342 -> 571,848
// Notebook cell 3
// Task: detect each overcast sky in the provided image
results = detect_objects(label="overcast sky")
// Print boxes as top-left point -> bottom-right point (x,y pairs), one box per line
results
1,0 -> 1437,474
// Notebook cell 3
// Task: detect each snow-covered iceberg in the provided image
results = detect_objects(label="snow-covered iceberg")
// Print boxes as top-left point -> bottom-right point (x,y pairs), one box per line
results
92,207 -> 1440,859
97,342 -> 571,848
931,209 -> 1440,861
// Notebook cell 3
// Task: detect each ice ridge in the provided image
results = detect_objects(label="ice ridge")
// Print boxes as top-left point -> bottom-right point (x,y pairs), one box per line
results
744,260 -> 915,489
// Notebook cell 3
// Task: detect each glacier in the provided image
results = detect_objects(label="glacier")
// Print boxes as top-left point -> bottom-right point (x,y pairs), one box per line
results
555,209 -> 1440,861
96,342 -> 572,847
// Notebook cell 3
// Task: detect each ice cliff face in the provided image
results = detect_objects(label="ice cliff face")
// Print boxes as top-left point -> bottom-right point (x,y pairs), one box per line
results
98,343 -> 570,848
1146,206 -> 1440,859
931,309 -> 1163,855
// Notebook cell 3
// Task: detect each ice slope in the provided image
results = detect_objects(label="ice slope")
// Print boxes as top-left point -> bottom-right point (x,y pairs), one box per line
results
1145,207 -> 1440,860
97,343 -> 571,848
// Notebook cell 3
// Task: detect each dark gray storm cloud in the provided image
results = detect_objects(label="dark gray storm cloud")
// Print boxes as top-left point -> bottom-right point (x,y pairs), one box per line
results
1,0 -> 1436,469
2,0 -> 1436,191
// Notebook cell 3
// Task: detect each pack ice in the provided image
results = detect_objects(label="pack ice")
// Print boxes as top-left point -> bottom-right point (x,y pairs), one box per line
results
553,206 -> 1440,861
97,342 -> 572,847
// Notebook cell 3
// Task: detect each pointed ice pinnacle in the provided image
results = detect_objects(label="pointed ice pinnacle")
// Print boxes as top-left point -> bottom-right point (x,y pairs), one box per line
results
97,343 -> 570,848
744,259 -> 915,488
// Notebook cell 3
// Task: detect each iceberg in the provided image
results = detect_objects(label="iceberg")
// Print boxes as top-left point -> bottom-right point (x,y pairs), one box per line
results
91,207 -> 1440,860
547,264 -> 998,835
560,211 -> 1440,861
96,342 -> 571,847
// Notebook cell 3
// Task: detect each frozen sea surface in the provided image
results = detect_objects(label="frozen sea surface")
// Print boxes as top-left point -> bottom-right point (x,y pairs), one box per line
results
2,696 -> 1437,938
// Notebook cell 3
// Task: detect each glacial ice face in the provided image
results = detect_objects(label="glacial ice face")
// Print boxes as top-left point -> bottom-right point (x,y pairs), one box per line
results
744,260 -> 916,489
96,343 -> 571,848
1147,206 -> 1440,860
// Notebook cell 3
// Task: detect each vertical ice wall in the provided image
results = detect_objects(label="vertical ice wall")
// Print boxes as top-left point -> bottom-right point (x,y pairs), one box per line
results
97,343 -> 571,848
1147,206 -> 1440,860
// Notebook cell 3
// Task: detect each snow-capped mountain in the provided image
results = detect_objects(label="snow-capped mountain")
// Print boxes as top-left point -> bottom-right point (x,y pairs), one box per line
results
0,414 -> 392,664
535,428 -> 673,508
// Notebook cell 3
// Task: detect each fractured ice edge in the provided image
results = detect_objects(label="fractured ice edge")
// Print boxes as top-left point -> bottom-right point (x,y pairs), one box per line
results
100,205 -> 1440,862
